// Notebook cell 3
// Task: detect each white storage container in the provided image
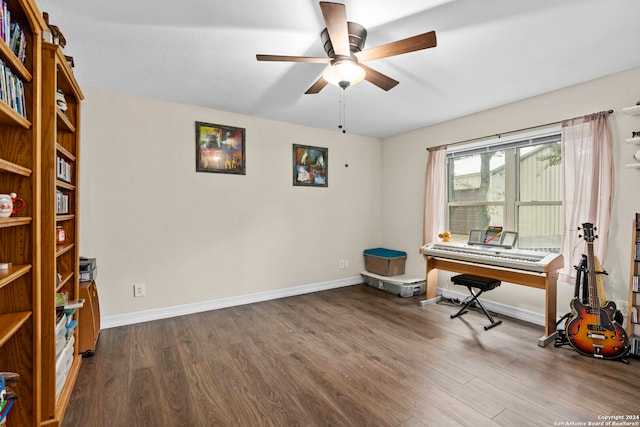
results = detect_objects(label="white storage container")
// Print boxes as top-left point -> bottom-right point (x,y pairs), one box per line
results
361,271 -> 426,297
55,314 -> 67,356
55,335 -> 75,398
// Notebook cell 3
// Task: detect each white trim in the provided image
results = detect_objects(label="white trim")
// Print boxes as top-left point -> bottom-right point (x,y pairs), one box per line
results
101,278 -> 550,330
439,287 -> 546,326
101,276 -> 363,329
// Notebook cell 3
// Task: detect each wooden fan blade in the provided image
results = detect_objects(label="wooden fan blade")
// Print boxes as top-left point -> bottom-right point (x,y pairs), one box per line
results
305,77 -> 328,94
320,2 -> 350,57
360,64 -> 399,91
256,54 -> 331,63
355,31 -> 437,63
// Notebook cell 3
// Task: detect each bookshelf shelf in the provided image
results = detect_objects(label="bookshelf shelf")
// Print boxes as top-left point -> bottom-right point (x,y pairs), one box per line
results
55,242 -> 75,258
56,108 -> 75,133
56,143 -> 76,161
56,214 -> 74,222
0,216 -> 31,228
0,158 -> 32,176
622,105 -> 640,116
56,179 -> 75,191
0,264 -> 31,290
56,272 -> 74,292
0,100 -> 30,128
0,37 -> 31,82
0,311 -> 31,347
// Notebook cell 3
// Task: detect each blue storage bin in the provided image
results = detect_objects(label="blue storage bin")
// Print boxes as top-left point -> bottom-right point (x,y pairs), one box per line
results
363,248 -> 407,276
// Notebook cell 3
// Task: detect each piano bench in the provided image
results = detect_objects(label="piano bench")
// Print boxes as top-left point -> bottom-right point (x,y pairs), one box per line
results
450,274 -> 502,330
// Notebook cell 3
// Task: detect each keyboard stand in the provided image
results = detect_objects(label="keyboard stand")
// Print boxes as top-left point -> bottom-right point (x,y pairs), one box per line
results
450,274 -> 502,330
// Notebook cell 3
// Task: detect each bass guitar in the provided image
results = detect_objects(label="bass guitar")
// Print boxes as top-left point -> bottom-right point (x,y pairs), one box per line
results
565,222 -> 629,359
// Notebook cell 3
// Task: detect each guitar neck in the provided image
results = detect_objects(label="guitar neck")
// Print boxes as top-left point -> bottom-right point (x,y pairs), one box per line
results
586,242 -> 600,309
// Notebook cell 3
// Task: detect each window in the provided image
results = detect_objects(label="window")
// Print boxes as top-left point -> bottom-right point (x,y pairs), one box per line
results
445,129 -> 562,252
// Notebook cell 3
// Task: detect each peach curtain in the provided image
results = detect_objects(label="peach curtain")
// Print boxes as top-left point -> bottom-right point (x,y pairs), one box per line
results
423,145 -> 447,245
559,111 -> 613,283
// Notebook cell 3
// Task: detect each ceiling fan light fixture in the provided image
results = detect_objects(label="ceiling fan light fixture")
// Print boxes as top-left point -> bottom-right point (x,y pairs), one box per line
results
322,60 -> 366,89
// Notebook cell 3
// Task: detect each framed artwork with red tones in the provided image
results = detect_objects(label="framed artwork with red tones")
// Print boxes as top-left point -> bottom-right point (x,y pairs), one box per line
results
196,122 -> 245,174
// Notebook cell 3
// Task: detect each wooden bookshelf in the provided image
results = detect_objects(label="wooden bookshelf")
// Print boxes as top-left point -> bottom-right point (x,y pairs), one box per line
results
0,1 -> 46,426
40,40 -> 83,426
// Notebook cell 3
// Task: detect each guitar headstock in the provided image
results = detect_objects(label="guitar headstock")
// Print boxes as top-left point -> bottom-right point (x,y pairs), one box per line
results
579,222 -> 598,243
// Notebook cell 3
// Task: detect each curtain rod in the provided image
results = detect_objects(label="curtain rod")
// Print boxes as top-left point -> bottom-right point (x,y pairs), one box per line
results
426,109 -> 613,151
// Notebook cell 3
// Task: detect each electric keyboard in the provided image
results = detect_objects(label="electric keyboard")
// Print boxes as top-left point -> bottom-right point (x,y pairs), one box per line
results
420,242 -> 560,273
420,241 -> 564,346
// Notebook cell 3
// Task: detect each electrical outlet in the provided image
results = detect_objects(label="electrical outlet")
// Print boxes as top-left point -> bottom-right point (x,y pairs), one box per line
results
339,260 -> 346,269
344,259 -> 349,268
133,283 -> 146,298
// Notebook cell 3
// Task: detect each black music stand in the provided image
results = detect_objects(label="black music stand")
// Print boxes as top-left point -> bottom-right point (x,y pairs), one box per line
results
450,274 -> 502,330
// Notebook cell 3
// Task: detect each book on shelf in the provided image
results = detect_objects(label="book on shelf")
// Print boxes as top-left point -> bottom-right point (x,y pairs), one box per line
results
0,2 -> 8,48
0,59 -> 27,119
56,157 -> 72,183
9,22 -> 26,63
56,190 -> 69,215
1,3 -> 27,64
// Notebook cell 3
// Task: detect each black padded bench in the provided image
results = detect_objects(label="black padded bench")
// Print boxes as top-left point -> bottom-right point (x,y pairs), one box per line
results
450,274 -> 502,330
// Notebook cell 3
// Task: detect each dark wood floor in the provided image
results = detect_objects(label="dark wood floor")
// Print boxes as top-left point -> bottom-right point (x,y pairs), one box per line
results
62,284 -> 640,427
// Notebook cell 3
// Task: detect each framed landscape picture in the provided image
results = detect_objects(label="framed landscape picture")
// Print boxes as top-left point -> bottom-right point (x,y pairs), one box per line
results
293,144 -> 327,187
195,121 -> 245,174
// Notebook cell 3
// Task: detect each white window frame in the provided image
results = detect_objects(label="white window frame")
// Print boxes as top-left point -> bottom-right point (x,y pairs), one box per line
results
444,126 -> 562,251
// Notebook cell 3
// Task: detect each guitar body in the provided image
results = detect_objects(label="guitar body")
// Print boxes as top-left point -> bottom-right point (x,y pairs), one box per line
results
566,297 -> 629,359
565,223 -> 629,360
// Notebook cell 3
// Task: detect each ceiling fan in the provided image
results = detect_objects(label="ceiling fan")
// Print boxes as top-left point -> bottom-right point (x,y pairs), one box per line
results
256,1 -> 437,94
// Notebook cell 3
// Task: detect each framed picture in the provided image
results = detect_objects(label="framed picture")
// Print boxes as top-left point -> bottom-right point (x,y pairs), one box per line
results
293,144 -> 328,187
195,121 -> 245,174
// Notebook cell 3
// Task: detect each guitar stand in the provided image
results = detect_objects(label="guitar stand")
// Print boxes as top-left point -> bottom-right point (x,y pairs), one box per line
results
450,274 -> 502,330
555,255 -> 588,348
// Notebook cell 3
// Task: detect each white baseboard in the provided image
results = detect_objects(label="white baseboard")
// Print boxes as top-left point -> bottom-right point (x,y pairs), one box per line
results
439,288 -> 545,326
101,276 -> 363,329
102,279 -> 546,329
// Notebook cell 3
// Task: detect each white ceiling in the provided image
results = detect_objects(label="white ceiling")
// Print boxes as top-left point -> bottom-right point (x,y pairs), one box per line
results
37,0 -> 640,139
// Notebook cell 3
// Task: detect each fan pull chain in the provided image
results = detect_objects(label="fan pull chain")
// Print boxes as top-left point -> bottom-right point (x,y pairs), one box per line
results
338,88 -> 347,134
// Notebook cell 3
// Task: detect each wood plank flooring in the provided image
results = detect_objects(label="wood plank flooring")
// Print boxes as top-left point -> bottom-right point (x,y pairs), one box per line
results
61,284 -> 640,426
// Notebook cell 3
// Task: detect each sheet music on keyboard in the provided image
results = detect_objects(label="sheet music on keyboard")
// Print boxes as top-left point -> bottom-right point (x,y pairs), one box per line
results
420,242 -> 560,273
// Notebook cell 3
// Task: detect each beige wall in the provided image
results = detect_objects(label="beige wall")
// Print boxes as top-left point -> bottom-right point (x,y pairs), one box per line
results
79,88 -> 382,319
382,66 -> 640,317
81,66 -> 640,326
